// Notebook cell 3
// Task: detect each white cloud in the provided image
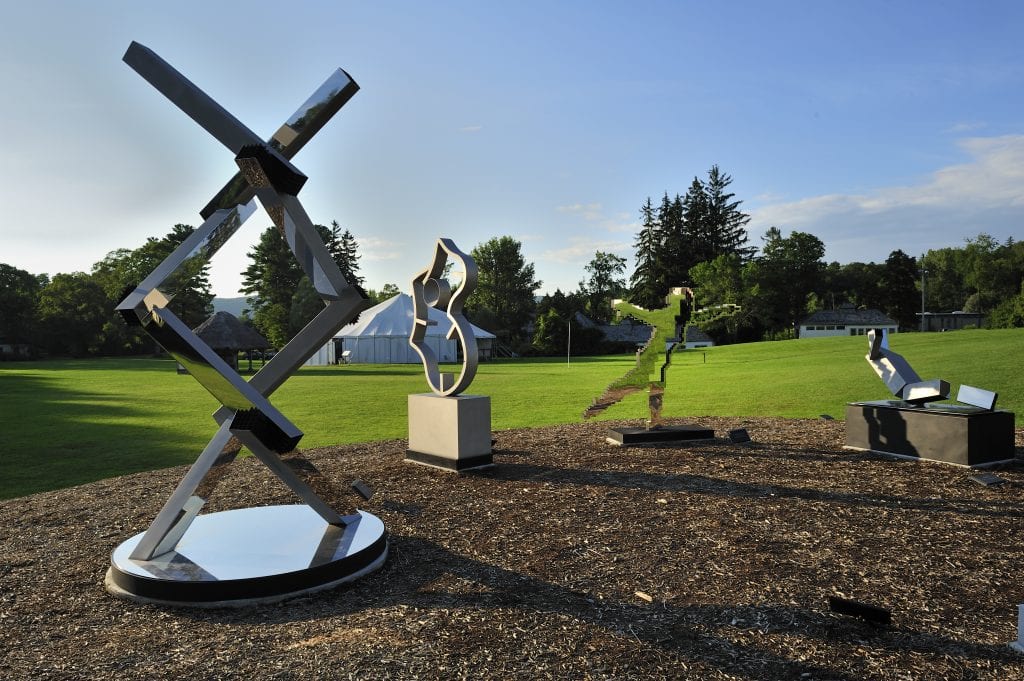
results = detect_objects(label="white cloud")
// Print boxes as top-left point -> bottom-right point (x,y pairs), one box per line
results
556,203 -> 637,234
556,202 -> 604,221
459,125 -> 482,133
748,135 -> 1024,262
945,121 -> 986,133
357,236 -> 405,261
540,236 -> 633,264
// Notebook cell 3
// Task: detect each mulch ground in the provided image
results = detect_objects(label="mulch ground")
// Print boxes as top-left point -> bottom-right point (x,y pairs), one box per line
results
3,416 -> 1024,680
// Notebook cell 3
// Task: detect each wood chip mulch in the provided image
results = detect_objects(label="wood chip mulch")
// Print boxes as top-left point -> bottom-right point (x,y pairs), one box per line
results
3,416 -> 1024,680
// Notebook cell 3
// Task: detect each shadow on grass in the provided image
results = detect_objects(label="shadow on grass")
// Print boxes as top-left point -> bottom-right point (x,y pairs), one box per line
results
0,371 -> 204,500
181,535 -> 1019,680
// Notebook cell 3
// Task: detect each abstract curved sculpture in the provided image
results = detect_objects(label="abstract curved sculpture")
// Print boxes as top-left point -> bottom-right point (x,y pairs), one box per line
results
106,42 -> 387,606
405,239 -> 492,471
409,238 -> 479,396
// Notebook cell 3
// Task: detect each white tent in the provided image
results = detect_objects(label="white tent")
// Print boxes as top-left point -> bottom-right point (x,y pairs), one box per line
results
308,293 -> 496,365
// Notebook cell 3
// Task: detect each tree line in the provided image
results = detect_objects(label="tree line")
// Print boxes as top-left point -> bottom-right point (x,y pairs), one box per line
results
0,221 -> 366,358
3,167 -> 1023,359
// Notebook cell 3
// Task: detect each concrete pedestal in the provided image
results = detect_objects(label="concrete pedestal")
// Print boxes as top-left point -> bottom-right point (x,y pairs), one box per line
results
406,393 -> 492,471
845,400 -> 1015,467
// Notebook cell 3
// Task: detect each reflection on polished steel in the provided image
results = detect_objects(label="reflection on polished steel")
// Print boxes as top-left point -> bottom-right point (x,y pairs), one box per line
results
865,329 -> 949,404
107,506 -> 388,606
115,42 -> 372,569
864,328 -> 997,409
409,239 -> 479,396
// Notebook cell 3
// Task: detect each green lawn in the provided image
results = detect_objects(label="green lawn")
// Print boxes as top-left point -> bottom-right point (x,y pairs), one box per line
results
2,328 -> 1021,499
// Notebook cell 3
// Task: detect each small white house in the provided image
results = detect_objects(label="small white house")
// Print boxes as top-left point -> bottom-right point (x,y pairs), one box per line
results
799,304 -> 898,338
306,293 -> 496,365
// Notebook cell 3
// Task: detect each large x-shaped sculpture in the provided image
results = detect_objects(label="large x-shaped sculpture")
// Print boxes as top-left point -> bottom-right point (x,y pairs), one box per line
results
119,43 -> 369,561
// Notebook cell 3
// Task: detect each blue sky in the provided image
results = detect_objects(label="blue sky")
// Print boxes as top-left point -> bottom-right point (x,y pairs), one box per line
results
2,1 -> 1023,298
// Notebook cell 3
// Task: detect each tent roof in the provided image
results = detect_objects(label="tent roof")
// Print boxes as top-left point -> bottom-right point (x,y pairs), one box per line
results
337,293 -> 496,339
193,311 -> 273,350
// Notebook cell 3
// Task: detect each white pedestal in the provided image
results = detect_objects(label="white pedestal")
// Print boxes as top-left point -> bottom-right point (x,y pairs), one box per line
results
406,393 -> 492,471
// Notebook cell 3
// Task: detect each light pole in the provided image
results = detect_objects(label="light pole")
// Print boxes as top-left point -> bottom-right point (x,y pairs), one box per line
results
920,264 -> 927,332
567,314 -> 572,366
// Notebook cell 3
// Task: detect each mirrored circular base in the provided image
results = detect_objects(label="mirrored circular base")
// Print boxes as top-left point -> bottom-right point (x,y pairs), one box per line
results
106,505 -> 387,607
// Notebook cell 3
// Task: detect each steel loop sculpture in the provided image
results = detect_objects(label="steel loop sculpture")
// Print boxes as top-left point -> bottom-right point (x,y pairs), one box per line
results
409,238 -> 479,396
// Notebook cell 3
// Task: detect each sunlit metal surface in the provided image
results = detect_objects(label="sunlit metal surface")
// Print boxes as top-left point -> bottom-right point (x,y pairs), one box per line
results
863,328 -> 999,409
409,239 -> 479,396
108,507 -> 388,606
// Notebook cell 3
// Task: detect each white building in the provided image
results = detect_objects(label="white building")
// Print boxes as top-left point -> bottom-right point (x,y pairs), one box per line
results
799,304 -> 898,338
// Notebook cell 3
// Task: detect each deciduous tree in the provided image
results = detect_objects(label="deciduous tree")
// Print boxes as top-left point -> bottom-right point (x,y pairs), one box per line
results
467,236 -> 541,343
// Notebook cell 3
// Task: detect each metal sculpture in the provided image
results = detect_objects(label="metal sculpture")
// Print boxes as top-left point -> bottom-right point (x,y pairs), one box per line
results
409,238 -> 479,396
405,239 -> 492,470
585,290 -> 737,444
864,328 -> 997,409
864,329 -> 949,404
106,42 -> 386,605
847,327 -> 1013,466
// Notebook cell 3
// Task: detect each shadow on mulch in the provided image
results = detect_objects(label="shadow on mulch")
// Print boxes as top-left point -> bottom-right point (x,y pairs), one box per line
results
475,457 -> 1024,520
179,534 -> 1019,681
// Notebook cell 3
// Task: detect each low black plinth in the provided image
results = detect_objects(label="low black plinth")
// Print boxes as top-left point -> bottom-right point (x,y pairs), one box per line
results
607,424 -> 715,446
106,505 -> 388,607
405,449 -> 494,471
845,400 -> 1016,467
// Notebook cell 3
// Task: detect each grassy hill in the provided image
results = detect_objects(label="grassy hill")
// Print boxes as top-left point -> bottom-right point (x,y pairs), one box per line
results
1,328 -> 1020,498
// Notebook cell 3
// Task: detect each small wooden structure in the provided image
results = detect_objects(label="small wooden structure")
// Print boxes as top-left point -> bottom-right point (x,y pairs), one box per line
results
191,311 -> 273,372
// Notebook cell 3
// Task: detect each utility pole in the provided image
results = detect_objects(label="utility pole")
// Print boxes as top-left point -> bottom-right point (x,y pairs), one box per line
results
567,314 -> 572,366
920,265 -> 927,332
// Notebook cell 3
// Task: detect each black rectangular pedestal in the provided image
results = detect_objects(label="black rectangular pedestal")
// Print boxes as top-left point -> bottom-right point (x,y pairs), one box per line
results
845,401 -> 1016,467
405,450 -> 494,472
607,424 -> 715,446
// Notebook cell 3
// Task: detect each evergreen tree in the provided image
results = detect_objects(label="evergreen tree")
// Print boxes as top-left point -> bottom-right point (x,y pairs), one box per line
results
324,221 -> 364,289
241,221 -> 365,347
655,192 -> 686,292
629,197 -> 662,310
241,227 -> 303,347
704,165 -> 754,259
680,177 -> 711,272
632,165 -> 753,305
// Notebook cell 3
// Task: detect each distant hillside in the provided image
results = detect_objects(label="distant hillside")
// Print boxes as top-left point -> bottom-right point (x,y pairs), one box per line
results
212,297 -> 248,317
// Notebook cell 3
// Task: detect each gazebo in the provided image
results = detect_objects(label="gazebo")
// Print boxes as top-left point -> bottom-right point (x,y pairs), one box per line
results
191,311 -> 273,372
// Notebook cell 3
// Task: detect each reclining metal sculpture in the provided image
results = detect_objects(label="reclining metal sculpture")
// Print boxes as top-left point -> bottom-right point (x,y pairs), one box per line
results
107,42 -> 385,604
864,328 -> 997,409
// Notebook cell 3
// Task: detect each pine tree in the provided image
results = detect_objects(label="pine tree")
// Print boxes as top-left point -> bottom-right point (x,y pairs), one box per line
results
630,197 -> 662,310
240,227 -> 303,347
323,221 -> 364,289
704,165 -> 754,260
